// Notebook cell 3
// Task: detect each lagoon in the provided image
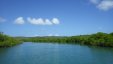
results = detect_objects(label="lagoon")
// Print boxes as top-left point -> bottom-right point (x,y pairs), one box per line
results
0,42 -> 113,64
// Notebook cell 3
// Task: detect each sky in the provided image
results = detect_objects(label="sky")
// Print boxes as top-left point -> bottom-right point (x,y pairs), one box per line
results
0,0 -> 113,37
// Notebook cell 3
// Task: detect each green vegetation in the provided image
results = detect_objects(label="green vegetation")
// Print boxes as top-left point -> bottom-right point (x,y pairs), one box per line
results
0,32 -> 113,47
0,32 -> 22,47
20,32 -> 113,47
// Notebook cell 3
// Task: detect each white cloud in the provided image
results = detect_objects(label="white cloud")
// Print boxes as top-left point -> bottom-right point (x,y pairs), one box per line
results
90,0 -> 113,11
33,34 -> 60,37
52,18 -> 60,24
90,0 -> 100,4
97,0 -> 113,11
27,17 -> 45,25
45,19 -> 53,25
14,17 -> 25,24
14,17 -> 60,25
48,34 -> 53,36
0,17 -> 6,23
34,34 -> 39,37
54,34 -> 59,36
27,17 -> 60,25
48,34 -> 59,36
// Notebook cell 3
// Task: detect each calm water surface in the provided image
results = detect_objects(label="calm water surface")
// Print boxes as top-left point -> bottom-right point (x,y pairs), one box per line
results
0,42 -> 113,64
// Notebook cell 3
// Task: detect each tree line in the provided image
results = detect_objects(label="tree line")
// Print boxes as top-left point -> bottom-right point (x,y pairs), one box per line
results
0,32 -> 22,47
0,32 -> 113,47
21,32 -> 113,47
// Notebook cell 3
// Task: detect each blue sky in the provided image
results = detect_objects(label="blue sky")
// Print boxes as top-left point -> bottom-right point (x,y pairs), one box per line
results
0,0 -> 113,36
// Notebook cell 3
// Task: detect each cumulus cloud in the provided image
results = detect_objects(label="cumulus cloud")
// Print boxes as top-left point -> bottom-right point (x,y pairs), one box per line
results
90,0 -> 113,11
27,17 -> 60,25
45,19 -> 53,25
27,18 -> 45,25
14,17 -> 60,25
14,17 -> 25,24
52,18 -> 60,24
0,17 -> 6,23
97,0 -> 113,11
90,0 -> 100,4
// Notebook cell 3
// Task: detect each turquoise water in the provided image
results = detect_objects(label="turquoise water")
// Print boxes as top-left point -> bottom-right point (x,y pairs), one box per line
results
0,42 -> 113,64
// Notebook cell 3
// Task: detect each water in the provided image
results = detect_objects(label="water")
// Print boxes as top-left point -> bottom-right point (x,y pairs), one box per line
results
0,42 -> 113,64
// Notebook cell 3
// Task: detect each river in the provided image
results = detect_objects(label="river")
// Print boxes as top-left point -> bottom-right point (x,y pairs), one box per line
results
0,42 -> 113,64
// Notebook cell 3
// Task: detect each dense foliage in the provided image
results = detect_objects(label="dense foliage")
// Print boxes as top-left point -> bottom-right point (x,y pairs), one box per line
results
20,32 -> 113,47
1,32 -> 113,47
0,32 -> 22,47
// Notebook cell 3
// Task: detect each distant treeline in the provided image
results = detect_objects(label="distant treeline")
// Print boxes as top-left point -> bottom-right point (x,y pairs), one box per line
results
20,32 -> 113,47
0,32 -> 22,47
0,32 -> 113,47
